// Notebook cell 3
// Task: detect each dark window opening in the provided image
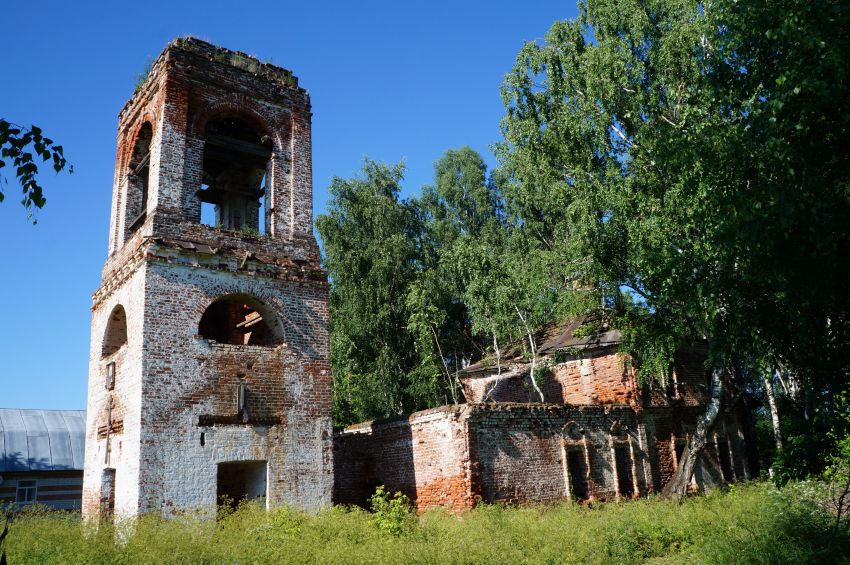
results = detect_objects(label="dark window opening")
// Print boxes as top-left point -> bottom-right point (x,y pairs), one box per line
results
718,441 -> 733,481
198,297 -> 280,346
236,380 -> 249,422
674,441 -> 686,466
217,461 -> 267,510
105,362 -> 116,390
566,449 -> 589,501
102,305 -> 128,357
128,123 -> 153,232
614,445 -> 635,498
16,479 -> 37,504
198,114 -> 272,233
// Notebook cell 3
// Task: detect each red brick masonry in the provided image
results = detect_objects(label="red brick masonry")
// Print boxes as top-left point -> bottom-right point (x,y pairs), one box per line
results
334,403 -> 752,511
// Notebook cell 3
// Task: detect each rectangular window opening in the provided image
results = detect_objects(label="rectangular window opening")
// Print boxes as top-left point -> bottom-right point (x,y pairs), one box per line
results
101,468 -> 116,519
566,450 -> 589,501
674,441 -> 686,465
614,445 -> 635,498
16,479 -> 37,504
106,362 -> 116,391
258,174 -> 267,236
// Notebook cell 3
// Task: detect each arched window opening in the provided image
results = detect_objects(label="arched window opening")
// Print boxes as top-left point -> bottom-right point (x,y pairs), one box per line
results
127,123 -> 153,232
198,297 -> 281,346
102,305 -> 128,357
198,114 -> 272,233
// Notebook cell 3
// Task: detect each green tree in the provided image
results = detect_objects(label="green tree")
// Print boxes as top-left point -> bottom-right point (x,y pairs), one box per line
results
497,0 -> 849,497
319,149 -> 513,425
0,119 -> 71,221
714,0 -> 850,482
317,160 -> 436,425
422,148 -> 585,400
416,147 -> 507,396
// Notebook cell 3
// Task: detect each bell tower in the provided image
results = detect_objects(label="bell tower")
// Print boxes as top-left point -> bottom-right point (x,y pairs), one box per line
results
82,38 -> 332,520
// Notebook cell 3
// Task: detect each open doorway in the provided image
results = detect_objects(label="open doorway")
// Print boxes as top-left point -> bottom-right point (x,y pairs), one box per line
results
216,461 -> 267,510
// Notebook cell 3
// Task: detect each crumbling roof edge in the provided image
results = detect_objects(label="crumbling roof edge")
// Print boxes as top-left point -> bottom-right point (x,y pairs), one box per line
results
118,36 -> 305,120
336,404 -> 471,436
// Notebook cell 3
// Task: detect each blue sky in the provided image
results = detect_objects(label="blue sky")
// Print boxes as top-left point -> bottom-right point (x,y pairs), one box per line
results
0,1 -> 576,409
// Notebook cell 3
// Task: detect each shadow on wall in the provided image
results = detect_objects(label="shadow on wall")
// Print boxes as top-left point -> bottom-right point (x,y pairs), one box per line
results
333,421 -> 414,508
281,291 -> 326,361
470,424 -> 570,504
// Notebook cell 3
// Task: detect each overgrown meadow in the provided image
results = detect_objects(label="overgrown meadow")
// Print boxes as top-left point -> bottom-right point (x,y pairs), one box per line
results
5,481 -> 849,564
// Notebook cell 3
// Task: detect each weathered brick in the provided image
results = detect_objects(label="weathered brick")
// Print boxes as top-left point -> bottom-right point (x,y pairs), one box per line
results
334,403 -> 751,511
82,38 -> 331,521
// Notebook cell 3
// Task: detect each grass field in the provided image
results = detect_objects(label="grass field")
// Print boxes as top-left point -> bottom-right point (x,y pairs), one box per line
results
4,481 -> 848,564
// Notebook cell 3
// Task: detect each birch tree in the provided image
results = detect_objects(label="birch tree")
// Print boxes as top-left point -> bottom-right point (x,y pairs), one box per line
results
497,0 -> 850,497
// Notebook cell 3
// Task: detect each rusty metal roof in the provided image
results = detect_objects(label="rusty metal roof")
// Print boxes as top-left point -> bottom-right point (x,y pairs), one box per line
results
462,317 -> 622,376
0,409 -> 86,472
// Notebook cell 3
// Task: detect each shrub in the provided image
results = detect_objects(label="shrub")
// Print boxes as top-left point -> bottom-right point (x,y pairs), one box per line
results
369,485 -> 413,536
3,482 -> 848,563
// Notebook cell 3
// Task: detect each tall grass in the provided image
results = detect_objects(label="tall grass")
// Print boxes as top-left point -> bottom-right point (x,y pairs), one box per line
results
5,481 -> 848,564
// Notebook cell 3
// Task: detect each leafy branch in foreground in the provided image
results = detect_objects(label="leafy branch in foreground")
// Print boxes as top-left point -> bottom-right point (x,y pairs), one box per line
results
0,119 -> 73,222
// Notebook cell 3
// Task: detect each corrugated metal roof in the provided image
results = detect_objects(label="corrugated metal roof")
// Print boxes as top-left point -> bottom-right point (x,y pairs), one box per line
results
0,409 -> 86,472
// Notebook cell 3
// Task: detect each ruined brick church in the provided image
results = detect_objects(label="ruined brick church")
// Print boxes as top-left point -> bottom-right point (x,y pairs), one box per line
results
83,39 -> 753,520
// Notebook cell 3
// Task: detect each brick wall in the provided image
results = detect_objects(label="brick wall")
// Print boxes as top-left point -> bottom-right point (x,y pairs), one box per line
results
462,348 -> 709,409
84,38 -> 332,520
334,403 -> 750,511
334,406 -> 475,511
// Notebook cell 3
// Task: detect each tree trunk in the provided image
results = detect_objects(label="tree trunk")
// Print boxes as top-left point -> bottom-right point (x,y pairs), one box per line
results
661,365 -> 724,500
515,305 -> 545,402
763,369 -> 783,450
430,324 -> 458,404
493,332 -> 502,376
775,363 -> 800,400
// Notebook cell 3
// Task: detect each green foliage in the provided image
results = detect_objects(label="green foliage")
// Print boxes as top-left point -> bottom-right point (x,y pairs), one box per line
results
369,486 -> 413,536
319,150 -> 514,426
497,0 -> 850,390
550,348 -> 570,365
5,482 -> 848,564
133,58 -> 153,93
494,0 -> 850,481
0,119 -> 71,222
239,225 -> 263,238
318,160 -> 449,425
532,364 -> 551,390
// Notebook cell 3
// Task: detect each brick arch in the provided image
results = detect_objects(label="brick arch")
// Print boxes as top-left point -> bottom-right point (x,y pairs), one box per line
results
119,116 -> 157,177
102,304 -> 128,357
191,98 -> 288,149
196,292 -> 285,347
563,420 -> 585,441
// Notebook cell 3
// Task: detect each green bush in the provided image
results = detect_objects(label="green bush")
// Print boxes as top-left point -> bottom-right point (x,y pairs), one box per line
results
3,481 -> 848,564
369,485 -> 413,536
